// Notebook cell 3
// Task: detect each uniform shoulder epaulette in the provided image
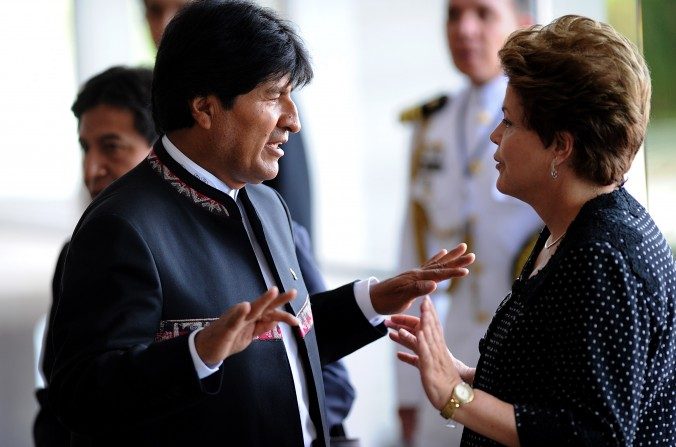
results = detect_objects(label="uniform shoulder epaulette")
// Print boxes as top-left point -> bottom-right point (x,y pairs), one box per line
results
399,94 -> 449,123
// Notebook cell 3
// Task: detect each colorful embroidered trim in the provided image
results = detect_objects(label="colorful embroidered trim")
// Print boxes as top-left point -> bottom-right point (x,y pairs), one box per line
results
148,150 -> 230,217
155,317 -> 284,342
155,318 -> 217,342
254,325 -> 284,341
295,295 -> 314,338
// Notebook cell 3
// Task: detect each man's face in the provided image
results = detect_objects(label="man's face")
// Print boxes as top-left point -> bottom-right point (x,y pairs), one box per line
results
79,104 -> 151,198
143,0 -> 190,47
446,0 -> 521,85
200,75 -> 300,189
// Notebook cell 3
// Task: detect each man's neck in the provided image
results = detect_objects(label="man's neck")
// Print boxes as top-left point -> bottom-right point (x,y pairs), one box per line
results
162,132 -> 240,197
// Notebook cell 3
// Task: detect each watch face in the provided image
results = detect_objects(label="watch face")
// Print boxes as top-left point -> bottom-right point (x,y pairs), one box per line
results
454,382 -> 472,402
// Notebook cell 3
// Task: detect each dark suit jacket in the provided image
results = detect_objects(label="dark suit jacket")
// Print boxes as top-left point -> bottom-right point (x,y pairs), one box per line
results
35,220 -> 354,447
49,141 -> 383,446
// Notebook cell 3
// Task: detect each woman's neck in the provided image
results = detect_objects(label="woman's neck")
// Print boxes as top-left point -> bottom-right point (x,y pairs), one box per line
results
533,178 -> 616,240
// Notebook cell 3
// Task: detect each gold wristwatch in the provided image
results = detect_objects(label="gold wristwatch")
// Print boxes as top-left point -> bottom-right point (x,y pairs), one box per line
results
440,381 -> 474,420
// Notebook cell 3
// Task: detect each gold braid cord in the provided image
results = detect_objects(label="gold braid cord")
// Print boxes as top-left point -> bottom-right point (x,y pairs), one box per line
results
411,119 -> 431,267
410,119 -> 465,295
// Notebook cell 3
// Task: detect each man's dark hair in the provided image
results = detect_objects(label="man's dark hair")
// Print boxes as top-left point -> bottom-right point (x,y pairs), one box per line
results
152,0 -> 313,133
71,66 -> 157,145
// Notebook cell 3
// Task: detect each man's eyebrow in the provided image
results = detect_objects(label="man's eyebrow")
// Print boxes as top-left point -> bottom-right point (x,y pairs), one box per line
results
98,133 -> 122,142
266,84 -> 291,94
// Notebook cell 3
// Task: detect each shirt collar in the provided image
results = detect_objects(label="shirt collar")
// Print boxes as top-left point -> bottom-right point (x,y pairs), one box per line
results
161,135 -> 239,200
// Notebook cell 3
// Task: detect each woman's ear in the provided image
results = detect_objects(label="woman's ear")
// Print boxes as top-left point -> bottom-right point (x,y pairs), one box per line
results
189,95 -> 218,130
553,131 -> 574,163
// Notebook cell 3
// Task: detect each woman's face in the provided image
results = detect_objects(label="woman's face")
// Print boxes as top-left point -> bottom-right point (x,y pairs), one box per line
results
490,85 -> 555,204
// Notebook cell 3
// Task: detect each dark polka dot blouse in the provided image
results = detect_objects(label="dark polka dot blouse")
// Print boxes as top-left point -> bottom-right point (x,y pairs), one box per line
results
461,188 -> 676,446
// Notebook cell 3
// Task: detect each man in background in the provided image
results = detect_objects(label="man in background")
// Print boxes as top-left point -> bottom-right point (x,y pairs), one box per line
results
396,1 -> 542,445
34,66 -> 156,446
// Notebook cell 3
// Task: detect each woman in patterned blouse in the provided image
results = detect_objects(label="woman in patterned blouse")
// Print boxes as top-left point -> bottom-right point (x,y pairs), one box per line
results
387,14 -> 676,447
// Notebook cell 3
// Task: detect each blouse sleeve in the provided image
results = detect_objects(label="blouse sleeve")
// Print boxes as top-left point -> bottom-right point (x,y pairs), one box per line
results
514,241 -> 658,446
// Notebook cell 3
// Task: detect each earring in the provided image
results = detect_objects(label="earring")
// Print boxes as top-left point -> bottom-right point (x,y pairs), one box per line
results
550,160 -> 558,179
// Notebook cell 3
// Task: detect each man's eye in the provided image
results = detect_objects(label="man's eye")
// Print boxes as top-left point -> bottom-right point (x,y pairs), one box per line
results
478,7 -> 492,21
101,143 -> 122,153
502,119 -> 512,127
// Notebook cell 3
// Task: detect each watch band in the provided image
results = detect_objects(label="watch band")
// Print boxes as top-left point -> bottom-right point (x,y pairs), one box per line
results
440,381 -> 474,420
440,396 -> 462,419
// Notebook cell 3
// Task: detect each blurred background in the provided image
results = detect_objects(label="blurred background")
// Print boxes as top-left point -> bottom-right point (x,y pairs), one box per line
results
0,0 -> 673,445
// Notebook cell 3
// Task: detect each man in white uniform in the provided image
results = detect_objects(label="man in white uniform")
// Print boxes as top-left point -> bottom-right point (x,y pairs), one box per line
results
396,1 -> 541,446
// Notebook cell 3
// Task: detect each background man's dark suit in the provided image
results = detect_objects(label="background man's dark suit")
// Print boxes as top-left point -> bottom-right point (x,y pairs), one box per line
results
293,222 -> 356,435
50,143 -> 382,446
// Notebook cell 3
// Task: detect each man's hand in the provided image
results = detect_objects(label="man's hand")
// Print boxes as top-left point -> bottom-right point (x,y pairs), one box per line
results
370,243 -> 474,315
194,287 -> 299,366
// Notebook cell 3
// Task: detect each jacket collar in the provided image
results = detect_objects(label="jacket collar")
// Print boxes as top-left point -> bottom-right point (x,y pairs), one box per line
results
147,139 -> 242,220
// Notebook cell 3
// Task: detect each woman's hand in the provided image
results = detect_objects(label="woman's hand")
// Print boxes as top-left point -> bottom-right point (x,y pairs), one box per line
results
387,296 -> 471,409
389,298 -> 520,446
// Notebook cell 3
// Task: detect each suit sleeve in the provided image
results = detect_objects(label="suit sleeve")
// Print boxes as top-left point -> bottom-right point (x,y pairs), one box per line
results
310,282 -> 386,366
50,213 -> 210,435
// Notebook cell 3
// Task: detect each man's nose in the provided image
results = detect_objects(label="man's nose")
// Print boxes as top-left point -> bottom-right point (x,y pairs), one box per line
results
280,97 -> 301,133
457,13 -> 480,37
83,150 -> 106,184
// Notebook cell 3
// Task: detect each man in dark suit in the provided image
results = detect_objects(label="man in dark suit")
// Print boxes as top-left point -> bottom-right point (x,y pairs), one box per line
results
34,66 -> 156,447
143,0 -> 314,237
142,1 -> 348,437
35,65 -> 354,445
50,2 -> 473,445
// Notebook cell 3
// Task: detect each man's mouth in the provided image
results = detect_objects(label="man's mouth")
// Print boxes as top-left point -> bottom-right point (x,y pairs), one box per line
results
265,140 -> 286,157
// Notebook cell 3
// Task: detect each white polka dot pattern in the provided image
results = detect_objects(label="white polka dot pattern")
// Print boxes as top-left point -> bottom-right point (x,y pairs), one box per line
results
461,188 -> 676,446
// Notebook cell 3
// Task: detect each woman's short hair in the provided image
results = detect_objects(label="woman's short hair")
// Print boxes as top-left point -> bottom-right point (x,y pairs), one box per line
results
152,0 -> 313,133
499,15 -> 651,185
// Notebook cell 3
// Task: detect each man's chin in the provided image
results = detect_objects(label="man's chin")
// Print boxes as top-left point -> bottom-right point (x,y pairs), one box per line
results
255,166 -> 279,184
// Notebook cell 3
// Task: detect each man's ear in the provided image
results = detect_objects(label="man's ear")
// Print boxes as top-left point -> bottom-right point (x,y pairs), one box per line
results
189,95 -> 218,130
553,131 -> 574,163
